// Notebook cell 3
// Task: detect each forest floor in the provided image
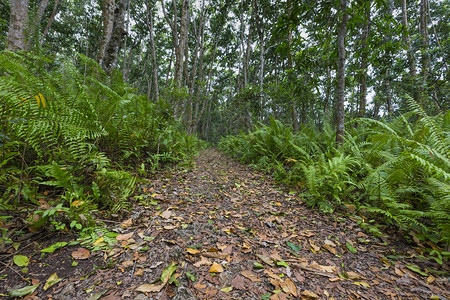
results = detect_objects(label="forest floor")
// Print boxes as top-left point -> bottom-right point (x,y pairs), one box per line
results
1,148 -> 449,300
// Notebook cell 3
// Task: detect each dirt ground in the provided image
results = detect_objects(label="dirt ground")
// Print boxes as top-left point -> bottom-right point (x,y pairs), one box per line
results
1,148 -> 449,299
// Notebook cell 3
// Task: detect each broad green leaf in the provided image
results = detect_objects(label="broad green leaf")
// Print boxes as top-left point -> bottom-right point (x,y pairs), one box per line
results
41,242 -> 68,253
44,273 -> 62,290
161,262 -> 178,283
286,241 -> 301,252
253,262 -> 264,269
9,284 -> 39,297
186,272 -> 196,282
13,255 -> 29,267
346,243 -> 357,253
406,265 -> 428,276
277,261 -> 289,268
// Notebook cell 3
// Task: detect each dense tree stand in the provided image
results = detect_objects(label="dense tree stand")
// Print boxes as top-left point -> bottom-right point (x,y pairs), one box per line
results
1,149 -> 448,299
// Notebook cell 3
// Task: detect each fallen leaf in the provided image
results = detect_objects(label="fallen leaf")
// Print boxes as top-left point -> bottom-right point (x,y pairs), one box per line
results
300,290 -> 319,299
406,265 -> 428,277
346,271 -> 362,280
286,241 -> 301,252
136,283 -> 164,293
256,254 -> 274,266
164,225 -> 177,230
13,255 -> 29,267
220,286 -> 233,293
93,236 -> 104,246
322,244 -> 336,255
186,248 -> 200,255
116,232 -> 134,241
231,275 -> 246,290
241,270 -> 262,282
134,269 -> 144,276
121,218 -> 133,228
353,281 -> 370,288
9,285 -> 39,297
281,278 -> 297,297
194,283 -> 206,290
209,262 -> 224,273
346,242 -> 357,253
161,210 -> 172,219
309,262 -> 336,273
71,248 -> 90,260
44,273 -> 62,291
309,240 -> 321,252
426,275 -> 436,284
193,256 -> 212,267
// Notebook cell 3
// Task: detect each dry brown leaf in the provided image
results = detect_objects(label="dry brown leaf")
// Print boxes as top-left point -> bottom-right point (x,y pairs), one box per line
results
193,256 -> 212,267
270,250 -> 283,261
121,218 -> 133,228
116,232 -> 134,241
281,278 -> 298,297
71,247 -> 90,260
346,271 -> 362,280
241,270 -> 262,282
256,254 -> 274,266
164,225 -> 177,230
136,283 -> 165,293
194,283 -> 206,290
186,248 -> 200,255
322,244 -> 336,255
161,210 -> 172,219
394,267 -> 404,277
134,268 -> 144,276
209,262 -> 224,273
309,261 -> 336,273
309,240 -> 321,252
300,290 -> 319,299
231,275 -> 246,290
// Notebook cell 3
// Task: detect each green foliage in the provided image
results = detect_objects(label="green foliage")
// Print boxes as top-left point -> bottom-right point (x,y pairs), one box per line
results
219,100 -> 450,244
0,51 -> 202,232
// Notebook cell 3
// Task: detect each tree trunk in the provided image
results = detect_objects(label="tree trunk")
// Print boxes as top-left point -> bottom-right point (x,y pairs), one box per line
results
401,0 -> 420,102
27,0 -> 49,49
420,0 -> 429,91
102,0 -> 127,73
98,0 -> 115,68
287,0 -> 298,132
7,0 -> 29,51
39,0 -> 59,46
145,3 -> 159,101
358,2 -> 370,118
336,0 -> 348,145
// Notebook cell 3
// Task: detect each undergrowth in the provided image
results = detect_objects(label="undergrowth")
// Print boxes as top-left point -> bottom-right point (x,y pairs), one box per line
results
0,51 -> 204,237
218,102 -> 450,248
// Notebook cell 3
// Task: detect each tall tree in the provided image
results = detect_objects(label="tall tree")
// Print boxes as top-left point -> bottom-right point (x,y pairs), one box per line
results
7,0 -> 29,51
336,0 -> 348,145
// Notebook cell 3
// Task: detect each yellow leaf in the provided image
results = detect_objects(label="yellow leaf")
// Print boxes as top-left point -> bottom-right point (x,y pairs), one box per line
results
346,271 -> 362,280
209,262 -> 224,273
71,200 -> 84,207
300,290 -> 319,299
186,248 -> 200,255
39,94 -> 46,108
93,236 -> 104,246
353,281 -> 370,288
44,273 -> 62,291
35,95 -> 40,107
426,276 -> 436,284
151,193 -> 158,198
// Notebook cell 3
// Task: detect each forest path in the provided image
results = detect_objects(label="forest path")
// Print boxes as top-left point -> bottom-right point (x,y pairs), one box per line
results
1,148 -> 448,299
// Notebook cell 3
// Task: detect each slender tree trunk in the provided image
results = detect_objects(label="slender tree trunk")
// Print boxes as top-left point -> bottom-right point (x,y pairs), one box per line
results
420,0 -> 429,90
358,2 -> 370,118
336,0 -> 348,145
39,0 -> 59,46
287,0 -> 298,132
7,0 -> 29,51
145,3 -> 159,101
27,0 -> 49,49
401,0 -> 420,102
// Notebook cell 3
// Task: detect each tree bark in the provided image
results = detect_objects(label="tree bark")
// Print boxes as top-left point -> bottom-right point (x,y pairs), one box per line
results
7,0 -> 29,51
336,0 -> 348,145
39,0 -> 59,46
401,0 -> 420,102
420,0 -> 429,89
102,0 -> 127,73
358,2 -> 370,118
27,0 -> 49,49
98,0 -> 115,68
145,3 -> 159,102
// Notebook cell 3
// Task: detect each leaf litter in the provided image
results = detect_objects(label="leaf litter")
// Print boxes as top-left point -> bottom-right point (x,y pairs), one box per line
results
0,148 -> 449,299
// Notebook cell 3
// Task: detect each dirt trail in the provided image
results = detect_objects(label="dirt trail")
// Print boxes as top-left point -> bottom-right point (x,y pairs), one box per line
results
1,148 -> 449,299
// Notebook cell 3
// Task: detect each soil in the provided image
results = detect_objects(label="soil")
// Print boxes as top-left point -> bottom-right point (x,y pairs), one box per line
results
0,148 -> 449,299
